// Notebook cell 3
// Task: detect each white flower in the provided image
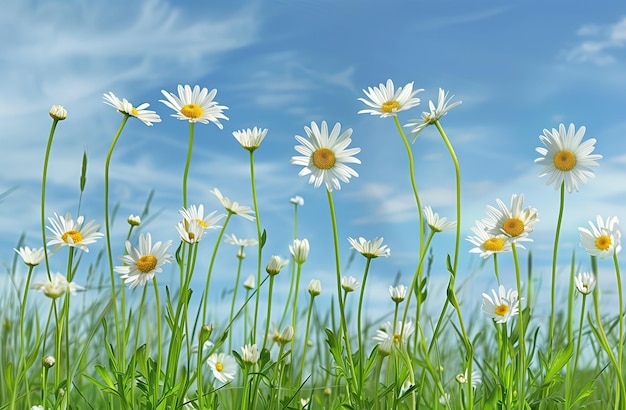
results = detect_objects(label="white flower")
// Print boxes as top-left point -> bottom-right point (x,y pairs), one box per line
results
291,121 -> 361,191
47,212 -> 104,253
290,195 -> 304,206
211,188 -> 255,221
373,320 -> 414,347
114,233 -> 173,289
127,214 -> 141,226
243,274 -> 255,289
279,325 -> 294,344
290,238 -> 310,264
207,352 -> 237,383
358,79 -> 423,118
424,206 -> 456,232
466,219 -> 512,259
30,406 -> 45,410
575,272 -> 596,295
266,255 -> 288,276
241,343 -> 260,364
456,369 -> 482,389
176,220 -> 206,244
308,279 -> 321,296
300,398 -> 310,409
225,234 -> 257,248
406,88 -> 462,142
31,273 -> 83,299
483,194 -> 538,243
177,205 -> 224,243
535,123 -> 602,193
15,246 -> 46,267
341,276 -> 360,292
103,92 -> 161,126
160,84 -> 228,127
232,127 -> 267,151
389,285 -> 407,303
49,105 -> 67,120
481,285 -> 521,324
439,393 -> 451,405
579,215 -> 621,259
347,237 -> 390,258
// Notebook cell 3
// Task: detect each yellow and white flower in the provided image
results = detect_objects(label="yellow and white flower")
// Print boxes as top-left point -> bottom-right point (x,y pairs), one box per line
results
103,92 -> 161,126
579,215 -> 621,259
358,79 -> 423,118
115,233 -> 173,288
481,285 -> 520,324
160,84 -> 228,127
47,212 -> 104,253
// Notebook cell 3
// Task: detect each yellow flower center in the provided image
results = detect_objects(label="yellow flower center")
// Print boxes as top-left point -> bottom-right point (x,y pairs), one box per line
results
495,304 -> 510,316
131,107 -> 139,116
62,230 -> 83,244
216,362 -> 224,372
502,218 -> 525,237
595,235 -> 612,251
393,333 -> 401,344
180,103 -> 203,119
553,149 -> 576,171
483,237 -> 504,252
195,218 -> 208,228
381,100 -> 401,113
136,255 -> 157,273
581,284 -> 589,292
423,113 -> 432,124
312,148 -> 336,170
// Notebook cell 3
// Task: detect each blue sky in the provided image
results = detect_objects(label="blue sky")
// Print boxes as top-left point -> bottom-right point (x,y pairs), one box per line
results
2,0 -> 626,323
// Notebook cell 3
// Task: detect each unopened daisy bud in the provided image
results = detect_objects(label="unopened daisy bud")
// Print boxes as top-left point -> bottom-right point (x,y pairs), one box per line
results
324,386 -> 332,396
456,373 -> 467,384
200,324 -> 213,344
308,279 -> 321,296
290,195 -> 304,206
389,284 -> 407,303
341,276 -> 360,292
279,325 -> 294,344
42,355 -> 56,369
290,238 -> 310,264
266,255 -> 288,276
241,343 -> 260,364
49,105 -> 67,120
243,274 -> 255,289
127,214 -> 141,226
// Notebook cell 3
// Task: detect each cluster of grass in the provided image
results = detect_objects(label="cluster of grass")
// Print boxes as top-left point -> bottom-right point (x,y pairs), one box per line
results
0,82 -> 622,410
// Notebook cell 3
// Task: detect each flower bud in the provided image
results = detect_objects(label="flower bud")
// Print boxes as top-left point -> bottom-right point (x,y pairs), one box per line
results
49,105 -> 67,120
42,355 -> 56,369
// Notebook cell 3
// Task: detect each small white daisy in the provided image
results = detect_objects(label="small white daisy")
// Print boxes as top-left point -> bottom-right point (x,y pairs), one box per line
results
373,320 -> 414,347
358,79 -> 423,118
232,127 -> 268,151
15,246 -> 46,267
47,212 -> 104,253
575,272 -> 596,295
341,276 -> 361,292
347,237 -> 390,258
483,194 -> 538,243
290,238 -> 310,264
389,285 -> 407,303
481,285 -> 521,324
308,279 -> 321,296
424,205 -> 456,232
114,233 -> 173,288
31,273 -> 83,299
406,88 -> 462,142
160,84 -> 228,127
243,274 -> 255,289
466,219 -> 512,259
224,234 -> 257,248
579,215 -> 621,259
103,92 -> 161,126
207,352 -> 237,383
211,188 -> 255,221
266,255 -> 289,275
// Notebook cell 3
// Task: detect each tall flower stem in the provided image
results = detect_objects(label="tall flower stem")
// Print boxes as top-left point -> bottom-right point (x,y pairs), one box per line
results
291,263 -> 304,354
279,202 -> 300,328
182,122 -> 195,209
298,293 -> 316,387
356,257 -> 372,386
152,277 -> 163,406
41,117 -> 61,278
201,214 -> 231,325
228,248 -> 245,351
548,182 -> 566,356
261,274 -> 276,353
511,243 -> 526,410
13,265 -> 35,409
614,251 -> 624,405
248,150 -> 264,345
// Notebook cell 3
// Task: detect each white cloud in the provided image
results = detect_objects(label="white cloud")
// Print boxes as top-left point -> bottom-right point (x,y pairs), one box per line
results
563,16 -> 626,65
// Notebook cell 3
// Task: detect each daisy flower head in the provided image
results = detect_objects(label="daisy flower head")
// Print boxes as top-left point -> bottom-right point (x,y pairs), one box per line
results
290,121 -> 361,192
243,274 -> 255,289
579,215 -> 621,259
341,276 -> 361,292
160,84 -> 228,127
481,285 -> 521,324
31,273 -> 83,299
406,88 -> 462,143
15,246 -> 46,267
424,205 -> 456,232
211,188 -> 255,221
575,272 -> 596,295
207,352 -> 237,383
290,195 -> 304,206
241,343 -> 260,364
308,279 -> 321,296
224,233 -> 257,248
373,320 -> 414,347
114,233 -> 173,289
389,284 -> 407,303
466,219 -> 512,259
535,123 -> 602,193
127,214 -> 141,227
347,237 -> 390,259
358,79 -> 424,118
176,220 -> 206,244
290,238 -> 310,264
483,194 -> 538,243
49,105 -> 67,120
266,255 -> 289,276
232,127 -> 267,151
103,92 -> 161,126
180,204 -> 224,231
47,212 -> 104,253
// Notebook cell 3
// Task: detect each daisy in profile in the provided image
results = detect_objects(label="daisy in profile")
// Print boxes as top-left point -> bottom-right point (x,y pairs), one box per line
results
341,276 -> 361,292
180,205 -> 224,230
373,320 -> 414,347
115,233 -> 173,288
579,215 -> 621,259
481,285 -> 521,324
483,194 -> 538,243
535,123 -> 602,193
291,121 -> 361,191
14,246 -> 46,267
211,188 -> 255,221
207,352 -> 237,383
575,272 -> 596,295
31,273 -> 83,299
406,88 -> 462,142
102,92 -> 161,126
466,219 -> 512,259
358,79 -> 423,118
232,127 -> 268,151
423,205 -> 456,232
347,237 -> 390,259
47,212 -> 104,253
160,84 -> 228,127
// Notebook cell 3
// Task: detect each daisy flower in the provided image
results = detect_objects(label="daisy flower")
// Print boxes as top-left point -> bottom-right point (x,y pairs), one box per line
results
481,285 -> 521,324
483,194 -> 538,243
241,343 -> 260,364
232,127 -> 268,151
211,188 -> 255,221
290,195 -> 304,206
347,237 -> 390,258
308,279 -> 321,296
31,273 -> 83,299
243,274 -> 255,289
373,320 -> 414,347
160,84 -> 229,127
49,105 -> 67,120
290,238 -> 310,264
341,276 -> 361,292
579,215 -> 621,259
127,214 -> 141,226
358,79 -> 423,118
406,88 -> 462,142
224,233 -> 257,248
47,212 -> 104,253
114,233 -> 173,288
535,123 -> 602,193
207,352 -> 237,383
389,285 -> 407,303
575,272 -> 596,295
290,121 -> 361,192
103,92 -> 161,126
176,220 -> 206,244
266,255 -> 289,275
456,369 -> 482,389
424,205 -> 456,232
15,246 -> 46,267
466,219 -> 512,259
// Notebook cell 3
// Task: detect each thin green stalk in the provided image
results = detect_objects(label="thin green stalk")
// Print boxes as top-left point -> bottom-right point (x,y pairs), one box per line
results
279,201 -> 300,328
63,247 -> 75,409
41,117 -> 60,279
182,122 -> 195,209
14,265 -> 35,409
201,213 -> 232,325
248,150 -> 263,345
511,243 -> 526,410
261,275 -> 276,353
356,257 -> 372,390
614,251 -> 623,407
130,285 -> 148,406
152,277 -> 163,406
567,293 -> 587,408
298,293 -> 317,387
290,262 -> 304,358
228,248 -> 245,351
548,182 -> 566,356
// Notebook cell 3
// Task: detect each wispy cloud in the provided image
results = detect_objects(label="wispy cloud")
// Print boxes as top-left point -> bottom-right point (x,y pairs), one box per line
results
562,16 -> 626,65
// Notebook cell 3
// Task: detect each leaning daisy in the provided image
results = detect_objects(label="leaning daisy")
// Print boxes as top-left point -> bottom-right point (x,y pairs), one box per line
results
341,276 -> 360,292
483,194 -> 538,243
232,127 -> 268,151
47,212 -> 104,253
31,273 -> 83,299
535,123 -> 602,193
358,79 -> 423,118
15,246 -> 46,267
207,352 -> 237,384
211,188 -> 255,221
579,215 -> 621,259
424,205 -> 456,232
481,285 -> 521,324
114,233 -> 173,288
347,237 -> 390,258
224,234 -> 258,248
102,92 -> 161,126
575,272 -> 596,295
466,220 -> 512,259
406,88 -> 462,142
290,121 -> 361,192
180,204 -> 224,230
160,84 -> 229,127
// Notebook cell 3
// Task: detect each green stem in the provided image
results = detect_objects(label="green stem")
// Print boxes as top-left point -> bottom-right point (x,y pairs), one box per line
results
201,212 -> 232,325
182,122 -> 195,209
548,183 -> 566,357
512,243 -> 525,409
152,277 -> 163,406
357,257 -> 372,390
614,251 -> 624,408
279,202 -> 300,328
41,118 -> 59,279
261,275 -> 276,353
14,265 -> 35,409
298,294 -> 316,387
567,294 -> 587,408
228,249 -> 245,351
290,263 -> 304,360
248,150 -> 263,345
